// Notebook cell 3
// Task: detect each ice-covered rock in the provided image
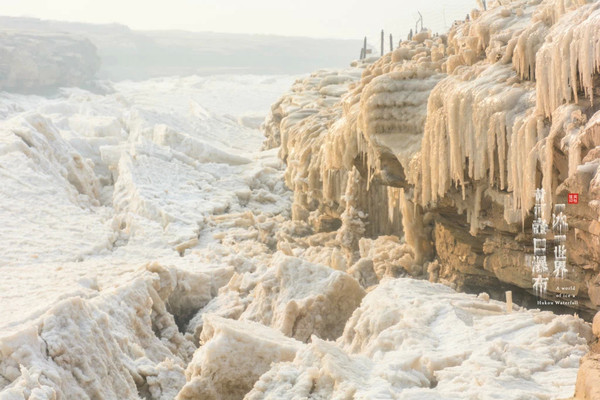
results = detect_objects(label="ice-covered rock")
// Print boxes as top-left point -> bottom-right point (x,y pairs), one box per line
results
262,68 -> 362,150
265,0 -> 600,316
574,346 -> 600,400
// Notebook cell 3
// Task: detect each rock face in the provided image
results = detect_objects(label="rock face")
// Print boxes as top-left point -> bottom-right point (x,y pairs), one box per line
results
0,31 -> 99,93
264,0 -> 600,317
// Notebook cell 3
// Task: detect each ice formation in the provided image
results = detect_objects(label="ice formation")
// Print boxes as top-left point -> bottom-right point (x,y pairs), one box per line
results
265,0 -> 600,315
0,265 -> 202,399
0,75 -> 299,398
177,315 -> 303,400
185,254 -> 365,343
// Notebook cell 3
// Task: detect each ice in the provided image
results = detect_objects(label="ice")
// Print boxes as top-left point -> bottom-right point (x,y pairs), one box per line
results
0,74 -> 296,335
356,235 -> 419,279
419,63 -> 537,225
0,265 -> 210,399
247,278 -> 592,399
0,113 -> 114,266
186,254 -> 365,343
266,0 -> 600,249
536,2 -> 600,118
177,315 -> 303,400
244,337 -> 372,400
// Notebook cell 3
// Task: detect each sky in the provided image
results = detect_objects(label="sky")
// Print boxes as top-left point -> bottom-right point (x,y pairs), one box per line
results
0,0 -> 477,40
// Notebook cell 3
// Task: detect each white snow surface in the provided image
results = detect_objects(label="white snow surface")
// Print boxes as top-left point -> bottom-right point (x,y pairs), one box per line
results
0,72 -> 593,399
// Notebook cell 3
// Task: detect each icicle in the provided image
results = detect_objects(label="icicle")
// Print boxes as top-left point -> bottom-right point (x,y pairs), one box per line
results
400,189 -> 431,264
387,187 -> 396,225
470,184 -> 484,236
419,63 -> 531,211
535,3 -> 600,119
568,139 -> 582,177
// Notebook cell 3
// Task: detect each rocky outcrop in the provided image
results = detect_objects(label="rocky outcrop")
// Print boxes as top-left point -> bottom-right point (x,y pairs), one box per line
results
264,0 -> 600,318
0,30 -> 99,93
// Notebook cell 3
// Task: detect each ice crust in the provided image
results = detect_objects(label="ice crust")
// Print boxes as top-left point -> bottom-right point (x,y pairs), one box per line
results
177,315 -> 303,400
0,265 -> 200,399
0,75 -> 298,399
0,75 -> 296,333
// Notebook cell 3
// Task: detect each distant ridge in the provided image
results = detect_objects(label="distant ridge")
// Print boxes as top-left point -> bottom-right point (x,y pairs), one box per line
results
0,16 -> 361,81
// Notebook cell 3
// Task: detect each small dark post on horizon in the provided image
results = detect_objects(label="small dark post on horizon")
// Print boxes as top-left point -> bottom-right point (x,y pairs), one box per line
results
380,29 -> 384,56
389,33 -> 393,51
363,36 -> 367,59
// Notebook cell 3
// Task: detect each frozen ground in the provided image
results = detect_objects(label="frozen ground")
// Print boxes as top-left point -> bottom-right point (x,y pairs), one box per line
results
0,74 -> 593,399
